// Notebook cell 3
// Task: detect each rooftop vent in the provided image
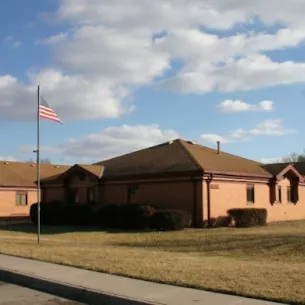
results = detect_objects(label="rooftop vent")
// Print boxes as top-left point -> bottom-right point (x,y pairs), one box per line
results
187,141 -> 196,145
30,164 -> 36,167
217,141 -> 221,155
3,162 -> 9,165
168,140 -> 174,144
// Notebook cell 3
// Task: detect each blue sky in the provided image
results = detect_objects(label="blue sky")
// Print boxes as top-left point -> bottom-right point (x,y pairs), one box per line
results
1,0 -> 305,164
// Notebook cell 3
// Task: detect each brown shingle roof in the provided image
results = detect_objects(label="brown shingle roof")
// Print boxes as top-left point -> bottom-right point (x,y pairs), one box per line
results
94,139 -> 272,179
261,163 -> 290,176
76,164 -> 104,178
263,162 -> 305,177
0,161 -> 71,187
40,164 -> 104,184
179,140 -> 271,177
94,139 -> 201,178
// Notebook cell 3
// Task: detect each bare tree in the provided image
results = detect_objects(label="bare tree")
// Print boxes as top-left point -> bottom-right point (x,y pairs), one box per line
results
283,151 -> 305,163
26,158 -> 52,164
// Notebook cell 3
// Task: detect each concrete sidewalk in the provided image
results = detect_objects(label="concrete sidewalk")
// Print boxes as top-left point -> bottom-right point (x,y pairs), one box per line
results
0,254 -> 285,305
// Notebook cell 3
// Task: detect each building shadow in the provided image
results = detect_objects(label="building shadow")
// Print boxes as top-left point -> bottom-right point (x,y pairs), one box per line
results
0,223 -> 103,235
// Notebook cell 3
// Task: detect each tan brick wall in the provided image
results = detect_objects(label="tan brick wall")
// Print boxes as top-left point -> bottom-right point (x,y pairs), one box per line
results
43,187 -> 65,203
0,188 -> 38,217
130,181 -> 195,213
203,178 -> 305,223
99,184 -> 128,205
268,178 -> 305,222
43,173 -> 99,204
100,179 -> 199,217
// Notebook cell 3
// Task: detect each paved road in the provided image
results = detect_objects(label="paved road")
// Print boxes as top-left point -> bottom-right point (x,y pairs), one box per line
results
0,281 -> 84,304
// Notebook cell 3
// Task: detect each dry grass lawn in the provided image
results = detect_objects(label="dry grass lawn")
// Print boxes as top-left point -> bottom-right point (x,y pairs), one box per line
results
0,221 -> 304,304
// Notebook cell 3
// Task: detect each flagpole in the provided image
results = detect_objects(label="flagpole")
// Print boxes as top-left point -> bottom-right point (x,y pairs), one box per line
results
37,85 -> 41,244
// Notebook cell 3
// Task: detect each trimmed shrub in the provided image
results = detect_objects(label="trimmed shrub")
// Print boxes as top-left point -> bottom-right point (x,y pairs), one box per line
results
202,216 -> 231,228
98,204 -> 122,229
30,203 -> 38,224
151,209 -> 192,231
98,204 -> 156,230
120,204 -> 156,229
227,208 -> 267,227
68,204 -> 94,226
215,215 -> 232,227
30,201 -> 64,225
202,219 -> 209,228
30,201 -> 96,226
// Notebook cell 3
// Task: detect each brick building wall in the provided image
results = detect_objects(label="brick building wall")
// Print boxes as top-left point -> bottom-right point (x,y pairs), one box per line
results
0,187 -> 37,217
203,177 -> 305,223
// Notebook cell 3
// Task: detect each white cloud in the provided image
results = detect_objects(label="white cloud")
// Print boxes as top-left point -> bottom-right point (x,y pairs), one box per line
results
37,33 -> 67,45
0,70 -> 132,120
50,26 -> 170,83
260,157 -> 283,164
201,119 -> 295,143
217,99 -> 274,112
0,156 -> 18,162
52,0 -> 305,31
159,54 -> 305,93
3,36 -> 21,49
49,1 -> 305,95
4,1 -> 305,121
20,124 -> 179,162
199,134 -> 231,144
156,27 -> 305,65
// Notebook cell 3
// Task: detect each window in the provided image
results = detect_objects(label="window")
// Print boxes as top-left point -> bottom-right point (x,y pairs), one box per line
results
127,183 -> 139,204
87,187 -> 95,203
278,186 -> 282,203
246,184 -> 255,204
287,186 -> 293,203
16,192 -> 28,206
128,184 -> 139,196
65,187 -> 78,203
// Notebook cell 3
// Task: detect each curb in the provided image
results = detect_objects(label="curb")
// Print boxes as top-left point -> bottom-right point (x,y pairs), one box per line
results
0,268 -> 156,305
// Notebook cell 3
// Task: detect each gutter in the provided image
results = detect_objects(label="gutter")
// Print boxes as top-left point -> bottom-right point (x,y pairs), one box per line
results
204,170 -> 271,179
207,173 -> 213,227
192,177 -> 197,227
0,185 -> 37,189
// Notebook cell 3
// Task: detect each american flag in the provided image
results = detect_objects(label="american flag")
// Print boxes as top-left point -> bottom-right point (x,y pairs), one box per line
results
39,96 -> 61,123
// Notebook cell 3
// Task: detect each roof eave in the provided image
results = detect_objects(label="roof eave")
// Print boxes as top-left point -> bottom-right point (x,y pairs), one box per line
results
0,184 -> 37,188
203,170 -> 272,179
99,169 -> 204,182
275,164 -> 305,183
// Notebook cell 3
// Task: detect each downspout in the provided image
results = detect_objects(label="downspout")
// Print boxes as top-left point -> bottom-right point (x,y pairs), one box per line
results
192,177 -> 197,227
207,173 -> 213,227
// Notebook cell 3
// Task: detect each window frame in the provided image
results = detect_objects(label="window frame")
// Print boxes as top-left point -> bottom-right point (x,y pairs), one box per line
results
87,186 -> 95,203
287,186 -> 293,203
278,185 -> 282,203
246,184 -> 255,204
15,191 -> 28,206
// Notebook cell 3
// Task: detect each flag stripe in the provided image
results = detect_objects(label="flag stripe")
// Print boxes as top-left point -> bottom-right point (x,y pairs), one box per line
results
39,96 -> 61,123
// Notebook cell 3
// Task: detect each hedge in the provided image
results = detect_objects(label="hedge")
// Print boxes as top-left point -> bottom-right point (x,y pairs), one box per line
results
227,208 -> 267,227
30,202 -> 192,231
150,209 -> 192,231
30,201 -> 96,226
202,215 -> 232,228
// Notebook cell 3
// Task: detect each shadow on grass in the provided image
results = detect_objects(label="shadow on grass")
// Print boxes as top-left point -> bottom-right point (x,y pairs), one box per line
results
113,234 -> 305,259
0,223 -> 103,235
0,223 -> 157,235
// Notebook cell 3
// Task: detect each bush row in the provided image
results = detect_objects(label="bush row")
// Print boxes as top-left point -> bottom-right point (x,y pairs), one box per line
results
30,201 -> 267,230
227,208 -> 267,227
203,208 -> 267,228
29,202 -> 192,231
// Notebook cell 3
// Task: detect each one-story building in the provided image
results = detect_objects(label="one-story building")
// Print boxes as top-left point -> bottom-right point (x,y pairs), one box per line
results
40,139 -> 305,226
0,161 -> 70,221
